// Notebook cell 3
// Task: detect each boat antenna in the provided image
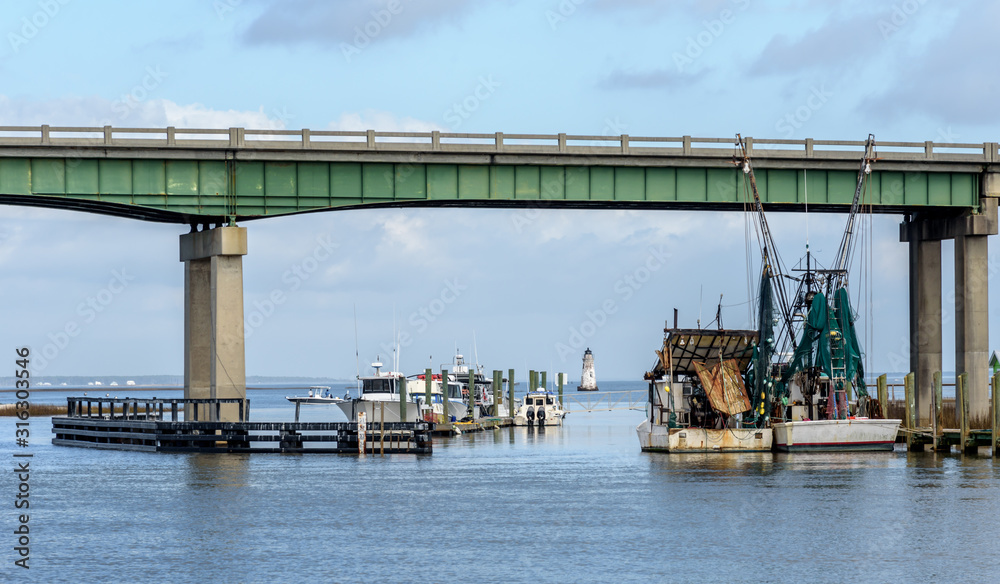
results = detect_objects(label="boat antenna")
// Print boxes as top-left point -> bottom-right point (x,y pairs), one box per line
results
353,304 -> 361,395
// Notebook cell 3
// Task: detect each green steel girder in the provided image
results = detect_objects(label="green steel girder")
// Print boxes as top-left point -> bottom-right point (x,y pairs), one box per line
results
0,157 -> 981,223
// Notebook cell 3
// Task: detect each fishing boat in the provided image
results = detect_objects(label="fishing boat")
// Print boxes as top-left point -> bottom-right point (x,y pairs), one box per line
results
285,386 -> 346,405
636,326 -> 772,452
336,360 -> 454,423
513,388 -> 567,426
442,350 -> 510,418
735,133 -> 900,452
577,348 -> 598,391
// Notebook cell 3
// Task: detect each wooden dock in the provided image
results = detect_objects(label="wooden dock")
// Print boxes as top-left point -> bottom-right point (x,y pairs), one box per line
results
51,397 -> 432,454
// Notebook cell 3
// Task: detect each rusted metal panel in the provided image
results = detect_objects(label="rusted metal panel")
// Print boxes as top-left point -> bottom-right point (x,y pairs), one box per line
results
693,359 -> 751,415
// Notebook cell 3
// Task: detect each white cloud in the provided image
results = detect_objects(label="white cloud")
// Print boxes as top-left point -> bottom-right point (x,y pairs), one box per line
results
327,110 -> 444,132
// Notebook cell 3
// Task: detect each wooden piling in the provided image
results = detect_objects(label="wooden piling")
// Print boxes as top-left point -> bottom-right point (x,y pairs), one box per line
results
877,374 -> 888,418
380,401 -> 385,456
903,373 -> 915,450
441,369 -> 450,424
492,370 -> 501,417
558,373 -> 564,407
933,371 -> 946,451
959,372 -> 972,454
992,372 -> 999,458
399,375 -> 407,422
540,371 -> 547,392
424,368 -> 432,422
468,369 -> 476,419
508,368 -> 515,417
529,370 -> 536,393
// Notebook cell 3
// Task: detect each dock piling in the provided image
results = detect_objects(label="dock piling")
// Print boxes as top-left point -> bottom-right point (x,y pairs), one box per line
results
877,374 -> 888,417
492,370 -> 501,416
508,368 -> 515,418
905,372 -> 918,451
959,372 -> 973,454
540,371 -> 547,392
425,368 -> 432,421
468,369 -> 476,420
400,375 -> 407,421
529,370 -> 537,393
933,371 -> 946,451
558,373 -> 564,407
993,372 -> 1000,457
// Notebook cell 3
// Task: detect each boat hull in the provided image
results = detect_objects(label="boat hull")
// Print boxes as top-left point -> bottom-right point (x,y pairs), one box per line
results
576,386 -> 598,392
636,420 -> 772,452
286,397 -> 345,405
772,419 -> 901,452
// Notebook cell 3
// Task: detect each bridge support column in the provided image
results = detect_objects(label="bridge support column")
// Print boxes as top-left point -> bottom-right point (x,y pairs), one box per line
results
180,226 -> 248,422
907,232 -> 941,427
901,176 -> 998,426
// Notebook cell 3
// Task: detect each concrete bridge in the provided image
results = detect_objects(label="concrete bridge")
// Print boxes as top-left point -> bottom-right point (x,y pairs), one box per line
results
2,125 -> 997,422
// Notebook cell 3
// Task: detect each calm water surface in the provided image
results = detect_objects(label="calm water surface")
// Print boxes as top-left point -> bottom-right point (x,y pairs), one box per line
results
3,382 -> 1000,583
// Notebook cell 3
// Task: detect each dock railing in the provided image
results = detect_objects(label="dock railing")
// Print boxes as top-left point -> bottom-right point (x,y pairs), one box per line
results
65,397 -> 250,423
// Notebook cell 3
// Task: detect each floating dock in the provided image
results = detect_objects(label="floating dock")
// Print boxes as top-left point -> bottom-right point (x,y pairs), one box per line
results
51,397 -> 432,454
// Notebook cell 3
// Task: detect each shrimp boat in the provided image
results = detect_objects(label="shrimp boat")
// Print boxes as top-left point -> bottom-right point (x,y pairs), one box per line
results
637,326 -> 772,452
736,133 -> 900,452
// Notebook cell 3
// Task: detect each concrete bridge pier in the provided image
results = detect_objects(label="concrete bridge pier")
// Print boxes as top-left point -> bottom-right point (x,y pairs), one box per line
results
180,225 -> 247,422
902,174 -> 998,424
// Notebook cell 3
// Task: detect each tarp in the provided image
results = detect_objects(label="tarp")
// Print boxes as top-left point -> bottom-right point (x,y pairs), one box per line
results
694,359 -> 752,415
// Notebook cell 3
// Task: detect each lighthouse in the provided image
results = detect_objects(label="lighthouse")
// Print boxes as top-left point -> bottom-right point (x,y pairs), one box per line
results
577,348 -> 598,391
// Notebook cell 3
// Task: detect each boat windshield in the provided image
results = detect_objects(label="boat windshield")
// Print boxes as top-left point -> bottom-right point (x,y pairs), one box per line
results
362,378 -> 394,394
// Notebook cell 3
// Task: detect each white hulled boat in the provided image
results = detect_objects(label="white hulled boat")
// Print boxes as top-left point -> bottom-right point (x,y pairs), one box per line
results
513,389 -> 566,426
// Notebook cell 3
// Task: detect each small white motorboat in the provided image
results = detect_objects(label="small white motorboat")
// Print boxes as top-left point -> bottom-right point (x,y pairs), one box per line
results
513,390 -> 566,426
286,386 -> 346,405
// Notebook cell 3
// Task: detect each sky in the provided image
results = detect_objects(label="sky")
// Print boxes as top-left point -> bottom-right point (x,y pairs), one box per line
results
1,0 -> 998,381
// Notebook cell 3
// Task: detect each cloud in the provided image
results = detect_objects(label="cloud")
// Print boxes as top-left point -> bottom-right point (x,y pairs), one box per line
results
860,2 -> 1000,124
748,11 -> 885,77
0,95 -> 290,129
328,110 -> 444,132
242,0 -> 481,47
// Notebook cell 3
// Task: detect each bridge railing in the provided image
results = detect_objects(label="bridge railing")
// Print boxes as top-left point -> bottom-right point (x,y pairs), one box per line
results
1,125 -> 996,163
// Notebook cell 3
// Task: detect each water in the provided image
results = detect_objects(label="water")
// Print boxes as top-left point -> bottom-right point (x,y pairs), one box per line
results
3,381 -> 1000,583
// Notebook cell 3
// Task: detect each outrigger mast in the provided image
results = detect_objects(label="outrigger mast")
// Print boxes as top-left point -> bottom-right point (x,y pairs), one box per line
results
830,134 -> 877,292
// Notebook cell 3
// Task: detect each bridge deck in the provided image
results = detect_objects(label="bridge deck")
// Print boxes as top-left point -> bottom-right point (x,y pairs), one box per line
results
2,126 -> 996,223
